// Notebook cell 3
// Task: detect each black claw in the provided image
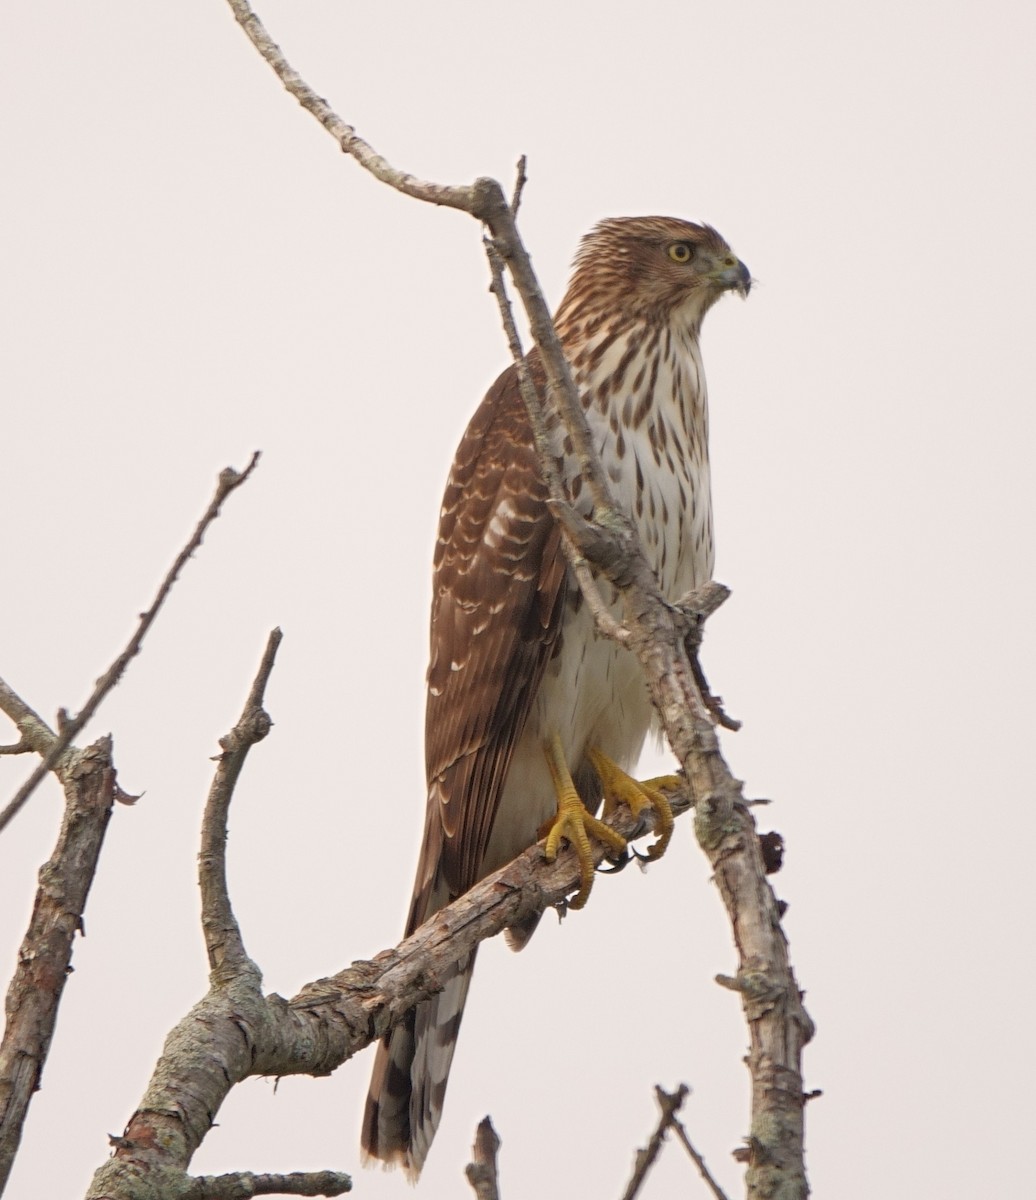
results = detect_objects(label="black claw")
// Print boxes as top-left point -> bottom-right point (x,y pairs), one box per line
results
597,848 -> 632,873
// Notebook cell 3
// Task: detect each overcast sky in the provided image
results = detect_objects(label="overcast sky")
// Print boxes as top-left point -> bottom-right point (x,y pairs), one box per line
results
2,2 -> 1034,1197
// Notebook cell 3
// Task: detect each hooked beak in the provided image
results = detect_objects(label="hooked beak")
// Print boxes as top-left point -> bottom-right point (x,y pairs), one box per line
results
710,255 -> 752,298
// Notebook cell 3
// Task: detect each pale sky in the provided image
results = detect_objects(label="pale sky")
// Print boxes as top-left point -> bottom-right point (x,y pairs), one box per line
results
2,2 -> 1034,1197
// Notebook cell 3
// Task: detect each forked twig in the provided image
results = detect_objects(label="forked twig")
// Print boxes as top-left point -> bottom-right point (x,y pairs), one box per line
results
622,1085 -> 730,1200
621,1084 -> 689,1200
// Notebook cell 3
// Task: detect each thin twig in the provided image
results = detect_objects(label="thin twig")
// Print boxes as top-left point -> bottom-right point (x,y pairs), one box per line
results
482,239 -> 631,646
226,0 -> 474,211
473,194 -> 618,521
464,1116 -> 502,1200
667,1103 -> 731,1200
620,1084 -> 689,1200
0,453 -> 260,835
199,628 -> 282,978
481,236 -> 563,494
509,155 -> 527,216
570,553 -> 631,644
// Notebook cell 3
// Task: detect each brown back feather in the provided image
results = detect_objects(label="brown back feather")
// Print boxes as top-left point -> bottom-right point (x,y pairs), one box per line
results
423,351 -> 568,905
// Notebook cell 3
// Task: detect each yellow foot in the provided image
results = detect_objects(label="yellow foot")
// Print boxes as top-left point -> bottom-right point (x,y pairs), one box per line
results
588,752 -> 675,863
542,734 -> 626,910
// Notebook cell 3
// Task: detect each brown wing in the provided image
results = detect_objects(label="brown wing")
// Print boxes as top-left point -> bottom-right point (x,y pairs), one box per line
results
419,352 -> 567,911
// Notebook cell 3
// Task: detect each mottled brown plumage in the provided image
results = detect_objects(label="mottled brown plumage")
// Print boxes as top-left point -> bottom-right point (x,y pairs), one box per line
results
362,217 -> 750,1178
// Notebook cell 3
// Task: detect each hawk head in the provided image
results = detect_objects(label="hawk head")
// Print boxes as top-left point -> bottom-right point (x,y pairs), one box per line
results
560,215 -> 751,332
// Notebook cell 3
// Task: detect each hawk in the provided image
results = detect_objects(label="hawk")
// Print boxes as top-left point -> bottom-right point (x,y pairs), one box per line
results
362,217 -> 750,1177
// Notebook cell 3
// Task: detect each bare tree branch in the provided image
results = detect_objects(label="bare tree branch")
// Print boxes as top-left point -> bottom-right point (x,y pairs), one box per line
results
509,156 -> 527,216
224,1 -> 621,533
664,1090 -> 731,1200
225,0 -> 475,211
85,662 -> 694,1200
0,737 -> 120,1192
181,1169 -> 352,1198
199,627 -> 282,978
621,1083 -> 690,1200
465,1117 -> 502,1200
0,457 -> 263,1193
0,453 -> 261,835
481,237 -> 633,648
0,682 -> 58,758
621,1084 -> 730,1200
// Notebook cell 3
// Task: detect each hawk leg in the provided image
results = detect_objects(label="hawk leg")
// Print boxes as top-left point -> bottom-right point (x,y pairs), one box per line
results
542,733 -> 626,910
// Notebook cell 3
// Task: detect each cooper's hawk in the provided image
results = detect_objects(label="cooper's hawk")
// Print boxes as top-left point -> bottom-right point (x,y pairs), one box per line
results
362,217 -> 750,1177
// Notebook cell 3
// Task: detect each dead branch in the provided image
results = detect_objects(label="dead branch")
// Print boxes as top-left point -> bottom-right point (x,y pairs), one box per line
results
199,627 -> 282,978
0,737 -> 120,1191
621,1084 -> 690,1200
622,1085 -> 730,1200
0,684 -> 58,760
464,1117 -> 502,1200
85,642 -> 693,1199
664,1090 -> 731,1200
482,237 -> 632,648
181,1170 -> 352,1198
0,458 -> 262,1194
0,452 -> 261,835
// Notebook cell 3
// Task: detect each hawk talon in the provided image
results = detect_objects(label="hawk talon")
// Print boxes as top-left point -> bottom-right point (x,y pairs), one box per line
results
543,733 -> 627,910
596,848 -> 632,874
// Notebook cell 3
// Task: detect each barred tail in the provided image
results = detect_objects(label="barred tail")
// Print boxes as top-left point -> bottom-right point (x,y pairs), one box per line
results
361,949 -> 476,1180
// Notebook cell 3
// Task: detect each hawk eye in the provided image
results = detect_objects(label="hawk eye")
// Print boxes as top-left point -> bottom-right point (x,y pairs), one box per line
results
667,242 -> 693,264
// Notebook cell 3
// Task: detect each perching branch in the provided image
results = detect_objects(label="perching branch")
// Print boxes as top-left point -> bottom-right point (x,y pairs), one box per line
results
0,452 -> 261,835
86,623 -> 696,1198
180,1170 -> 352,1199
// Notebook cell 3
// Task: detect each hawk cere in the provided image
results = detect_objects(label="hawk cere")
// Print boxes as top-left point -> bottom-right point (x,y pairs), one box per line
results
362,217 -> 751,1177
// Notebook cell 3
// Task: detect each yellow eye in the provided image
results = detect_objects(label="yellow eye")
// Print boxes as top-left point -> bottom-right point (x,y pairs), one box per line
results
668,242 -> 692,263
